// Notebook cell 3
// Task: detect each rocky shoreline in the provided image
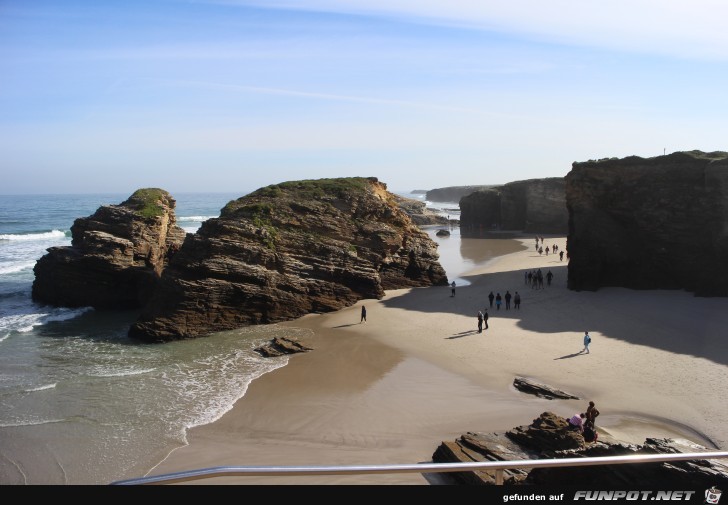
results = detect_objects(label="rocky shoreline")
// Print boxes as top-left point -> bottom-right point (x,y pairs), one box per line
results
433,412 -> 728,486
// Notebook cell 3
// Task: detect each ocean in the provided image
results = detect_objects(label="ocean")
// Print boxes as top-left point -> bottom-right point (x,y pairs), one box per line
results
0,190 -> 463,485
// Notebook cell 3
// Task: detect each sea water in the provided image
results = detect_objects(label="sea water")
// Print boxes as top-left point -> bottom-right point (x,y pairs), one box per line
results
0,190 -> 463,484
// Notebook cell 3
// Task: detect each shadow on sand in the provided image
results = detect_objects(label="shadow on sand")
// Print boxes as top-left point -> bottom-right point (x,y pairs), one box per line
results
446,330 -> 479,339
554,351 -> 586,360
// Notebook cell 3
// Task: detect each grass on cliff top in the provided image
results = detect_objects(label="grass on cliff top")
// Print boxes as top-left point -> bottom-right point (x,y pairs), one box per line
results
222,177 -> 377,215
123,188 -> 169,219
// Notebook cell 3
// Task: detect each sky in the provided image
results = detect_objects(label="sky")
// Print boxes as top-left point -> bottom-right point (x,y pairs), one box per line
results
2,0 -> 728,195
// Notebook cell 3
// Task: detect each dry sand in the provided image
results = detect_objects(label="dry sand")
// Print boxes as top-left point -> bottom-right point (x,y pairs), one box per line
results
148,235 -> 728,485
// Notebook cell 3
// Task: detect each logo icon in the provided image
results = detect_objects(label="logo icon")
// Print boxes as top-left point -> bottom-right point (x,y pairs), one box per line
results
706,487 -> 722,505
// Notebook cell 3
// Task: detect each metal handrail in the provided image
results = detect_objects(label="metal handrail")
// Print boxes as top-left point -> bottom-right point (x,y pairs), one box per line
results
111,450 -> 728,485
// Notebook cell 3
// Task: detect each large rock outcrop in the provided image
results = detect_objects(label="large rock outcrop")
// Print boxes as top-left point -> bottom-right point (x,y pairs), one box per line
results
128,177 -> 448,342
459,178 -> 567,235
433,411 -> 728,486
32,189 -> 186,309
426,185 -> 493,203
566,151 -> 728,296
393,194 -> 448,226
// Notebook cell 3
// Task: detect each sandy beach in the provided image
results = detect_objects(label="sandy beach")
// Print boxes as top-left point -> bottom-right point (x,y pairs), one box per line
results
147,235 -> 728,485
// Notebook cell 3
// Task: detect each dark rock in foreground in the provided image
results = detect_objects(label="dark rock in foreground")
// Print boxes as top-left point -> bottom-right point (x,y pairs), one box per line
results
566,150 -> 728,296
129,177 -> 448,342
254,337 -> 313,357
513,377 -> 580,400
32,189 -> 186,309
433,411 -> 728,486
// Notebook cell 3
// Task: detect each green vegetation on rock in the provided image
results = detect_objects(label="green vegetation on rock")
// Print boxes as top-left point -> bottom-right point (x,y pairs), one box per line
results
251,177 -> 371,200
123,188 -> 169,219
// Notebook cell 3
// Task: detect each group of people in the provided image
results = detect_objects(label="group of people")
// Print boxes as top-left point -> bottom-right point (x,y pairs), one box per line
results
567,401 -> 600,443
487,290 -> 521,311
535,237 -> 566,261
525,268 -> 554,288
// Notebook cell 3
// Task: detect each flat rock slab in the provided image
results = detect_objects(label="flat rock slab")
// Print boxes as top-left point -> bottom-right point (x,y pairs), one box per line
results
513,376 -> 580,400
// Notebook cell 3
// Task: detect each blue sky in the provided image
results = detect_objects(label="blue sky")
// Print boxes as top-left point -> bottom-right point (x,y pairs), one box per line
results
2,0 -> 727,195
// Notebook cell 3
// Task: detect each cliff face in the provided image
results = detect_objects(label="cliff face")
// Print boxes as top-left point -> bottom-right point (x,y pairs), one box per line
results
128,177 -> 448,342
566,151 -> 728,296
426,185 -> 493,203
32,189 -> 186,309
459,178 -> 567,235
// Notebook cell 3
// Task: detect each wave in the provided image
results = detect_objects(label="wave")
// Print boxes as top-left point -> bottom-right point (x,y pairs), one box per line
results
177,215 -> 217,223
44,307 -> 93,323
0,418 -> 66,428
0,333 -> 9,343
0,261 -> 37,275
24,383 -> 57,392
0,230 -> 68,241
85,367 -> 156,378
0,307 -> 93,334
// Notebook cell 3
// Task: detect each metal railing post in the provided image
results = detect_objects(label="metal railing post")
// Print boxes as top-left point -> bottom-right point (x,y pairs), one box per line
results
495,468 -> 504,485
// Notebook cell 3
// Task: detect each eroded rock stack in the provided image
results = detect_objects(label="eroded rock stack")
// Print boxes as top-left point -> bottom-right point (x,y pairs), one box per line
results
129,177 -> 448,342
566,151 -> 728,296
32,188 -> 186,309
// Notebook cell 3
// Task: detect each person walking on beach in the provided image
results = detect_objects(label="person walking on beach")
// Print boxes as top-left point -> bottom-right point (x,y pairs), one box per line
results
514,291 -> 521,310
505,290 -> 512,310
495,292 -> 502,310
546,270 -> 554,286
488,291 -> 495,308
360,305 -> 367,323
477,310 -> 483,333
451,281 -> 456,297
559,250 -> 564,262
483,309 -> 489,329
583,331 -> 591,354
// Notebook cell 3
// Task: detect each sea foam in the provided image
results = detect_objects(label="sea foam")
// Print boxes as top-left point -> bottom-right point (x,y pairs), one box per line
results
0,230 -> 67,241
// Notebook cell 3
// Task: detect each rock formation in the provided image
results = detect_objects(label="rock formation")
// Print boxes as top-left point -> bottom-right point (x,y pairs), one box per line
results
254,337 -> 313,357
512,377 -> 580,400
32,189 -> 186,309
392,194 -> 448,226
433,411 -> 728,486
128,177 -> 448,342
459,178 -> 567,235
426,185 -> 493,203
566,151 -> 728,296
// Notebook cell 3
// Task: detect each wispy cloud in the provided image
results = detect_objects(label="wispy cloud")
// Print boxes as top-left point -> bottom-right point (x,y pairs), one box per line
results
198,0 -> 728,60
149,78 -> 486,114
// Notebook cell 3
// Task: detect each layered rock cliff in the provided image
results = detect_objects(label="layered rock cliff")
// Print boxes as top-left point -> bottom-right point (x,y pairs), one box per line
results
32,189 -> 186,309
128,177 -> 448,342
459,178 -> 567,235
426,185 -> 493,203
566,151 -> 728,296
